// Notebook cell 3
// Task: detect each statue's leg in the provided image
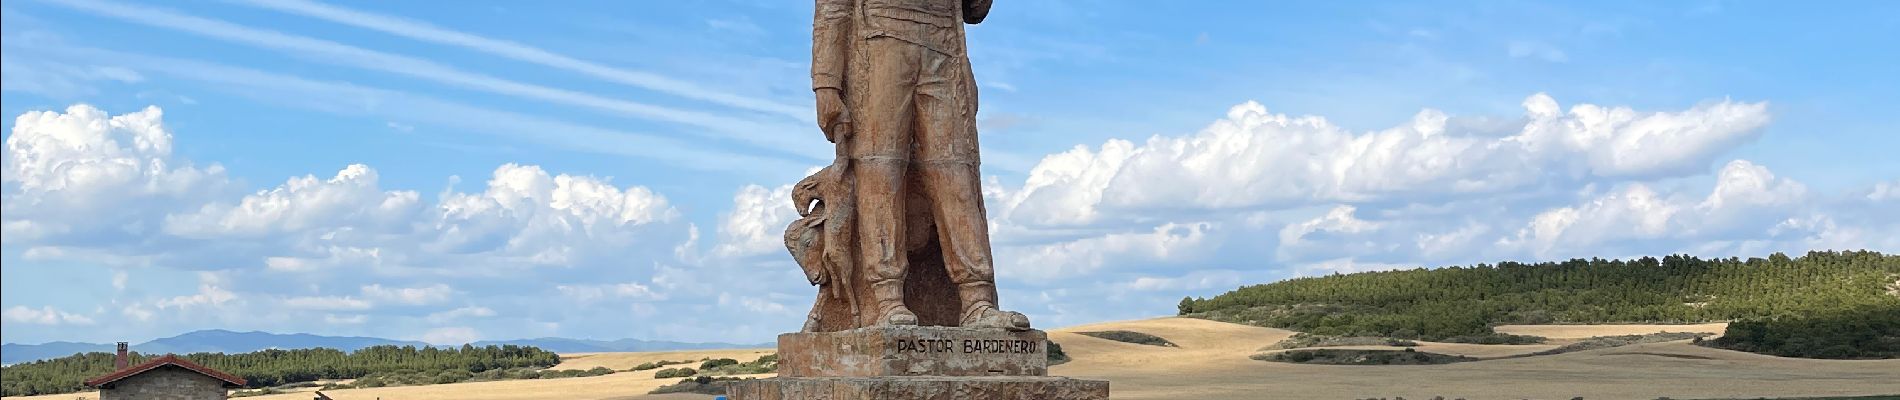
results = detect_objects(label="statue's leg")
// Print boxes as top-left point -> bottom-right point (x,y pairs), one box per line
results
853,37 -> 923,327
913,49 -> 1029,331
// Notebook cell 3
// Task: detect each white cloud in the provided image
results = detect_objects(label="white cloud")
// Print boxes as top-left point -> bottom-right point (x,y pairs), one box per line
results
1502,183 -> 1680,257
431,163 -> 681,268
0,56 -> 144,98
324,314 -> 369,324
1414,222 -> 1490,260
991,94 -> 1769,226
717,293 -> 788,314
419,326 -> 480,345
0,104 -> 732,343
263,247 -> 382,272
50,0 -> 822,158
1279,205 -> 1379,248
1000,222 -> 1213,280
1507,40 -> 1569,63
1273,205 -> 1399,263
229,0 -> 808,120
361,283 -> 452,305
112,270 -> 129,290
3,305 -> 97,325
712,184 -> 799,258
557,282 -> 662,303
425,306 -> 496,323
155,272 -> 238,310
3,104 -> 229,243
165,164 -> 420,237
1868,180 -> 1900,202
284,296 -> 372,311
1294,258 -> 1416,277
1125,270 -> 1243,291
120,303 -> 156,322
0,88 -> 1872,345
1501,160 -> 1810,258
8,104 -> 689,277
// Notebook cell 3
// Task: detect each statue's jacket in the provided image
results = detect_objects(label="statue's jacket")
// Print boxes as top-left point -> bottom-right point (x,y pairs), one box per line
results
813,0 -> 980,91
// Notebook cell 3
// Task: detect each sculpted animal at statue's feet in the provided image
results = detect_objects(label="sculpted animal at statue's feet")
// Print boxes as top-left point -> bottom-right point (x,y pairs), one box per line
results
962,304 -> 1031,331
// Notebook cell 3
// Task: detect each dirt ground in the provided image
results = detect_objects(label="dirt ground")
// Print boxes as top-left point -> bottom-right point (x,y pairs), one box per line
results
1050,318 -> 1899,400
9,318 -> 1895,400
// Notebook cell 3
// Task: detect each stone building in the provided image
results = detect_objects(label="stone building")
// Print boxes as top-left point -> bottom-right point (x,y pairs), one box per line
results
84,343 -> 247,400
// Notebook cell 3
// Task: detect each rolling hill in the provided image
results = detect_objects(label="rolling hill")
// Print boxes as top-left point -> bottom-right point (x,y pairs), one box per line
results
1181,250 -> 1900,357
2,330 -> 763,365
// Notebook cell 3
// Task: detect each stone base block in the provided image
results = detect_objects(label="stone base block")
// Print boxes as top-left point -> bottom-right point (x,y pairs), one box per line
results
778,326 -> 1048,377
730,376 -> 1109,400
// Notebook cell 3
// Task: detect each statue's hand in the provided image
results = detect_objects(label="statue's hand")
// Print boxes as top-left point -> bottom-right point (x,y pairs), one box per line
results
815,88 -> 851,143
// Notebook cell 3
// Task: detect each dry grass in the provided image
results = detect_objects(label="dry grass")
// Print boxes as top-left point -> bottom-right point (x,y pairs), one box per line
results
10,319 -> 1896,400
1048,318 -> 1900,400
553,348 -> 773,371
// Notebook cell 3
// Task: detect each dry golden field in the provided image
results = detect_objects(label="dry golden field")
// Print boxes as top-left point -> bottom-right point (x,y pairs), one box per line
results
8,318 -> 1896,400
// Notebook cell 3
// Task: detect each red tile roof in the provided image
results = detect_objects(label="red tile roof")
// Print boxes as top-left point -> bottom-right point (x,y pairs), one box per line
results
84,354 -> 247,388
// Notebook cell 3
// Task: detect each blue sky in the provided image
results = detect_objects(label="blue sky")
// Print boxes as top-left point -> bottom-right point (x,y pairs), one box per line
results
3,0 -> 1896,346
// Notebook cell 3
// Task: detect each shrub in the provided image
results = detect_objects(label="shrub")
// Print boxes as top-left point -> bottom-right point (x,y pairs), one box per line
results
649,376 -> 753,395
1046,340 -> 1071,366
700,358 -> 739,370
1703,305 -> 1900,359
631,359 -> 691,371
700,354 -> 778,376
1262,333 -> 1419,350
1076,330 -> 1178,347
1252,349 -> 1475,365
230,388 -> 282,397
432,370 -> 471,384
653,367 -> 697,379
1520,332 -> 1710,357
1439,332 -> 1546,345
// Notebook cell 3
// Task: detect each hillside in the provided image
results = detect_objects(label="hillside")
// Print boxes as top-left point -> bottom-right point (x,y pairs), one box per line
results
0,330 -> 426,366
473,338 -> 770,353
0,344 -> 562,396
2,330 -> 760,365
8,318 -> 1898,399
1180,250 -> 1900,349
1044,317 -> 1900,399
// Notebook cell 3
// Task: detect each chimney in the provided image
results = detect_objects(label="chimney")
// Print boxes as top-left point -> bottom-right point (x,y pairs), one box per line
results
115,342 -> 128,370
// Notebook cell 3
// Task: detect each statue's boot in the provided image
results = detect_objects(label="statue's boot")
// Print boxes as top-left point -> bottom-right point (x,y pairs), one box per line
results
958,281 -> 1030,331
871,277 -> 917,326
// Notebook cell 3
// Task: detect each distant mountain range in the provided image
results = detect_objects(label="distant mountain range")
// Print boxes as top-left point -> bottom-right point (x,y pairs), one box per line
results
1,329 -> 767,365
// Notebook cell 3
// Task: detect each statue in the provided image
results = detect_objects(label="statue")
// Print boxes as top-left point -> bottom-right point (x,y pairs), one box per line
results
733,2 -> 1108,396
785,0 -> 1030,333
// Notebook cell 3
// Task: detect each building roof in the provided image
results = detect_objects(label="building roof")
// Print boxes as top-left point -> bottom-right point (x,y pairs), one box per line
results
84,354 -> 247,388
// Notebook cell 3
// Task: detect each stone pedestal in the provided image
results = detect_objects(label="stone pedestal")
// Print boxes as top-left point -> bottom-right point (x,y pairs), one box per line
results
733,326 -> 1109,399
777,326 -> 1049,377
730,376 -> 1109,400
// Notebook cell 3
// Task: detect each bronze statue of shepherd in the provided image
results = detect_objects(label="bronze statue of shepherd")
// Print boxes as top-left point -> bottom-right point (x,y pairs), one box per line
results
784,0 -> 1030,332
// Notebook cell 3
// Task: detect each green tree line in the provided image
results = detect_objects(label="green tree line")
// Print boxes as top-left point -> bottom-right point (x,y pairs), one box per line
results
1180,250 -> 1900,349
1703,304 -> 1900,359
0,344 -> 561,396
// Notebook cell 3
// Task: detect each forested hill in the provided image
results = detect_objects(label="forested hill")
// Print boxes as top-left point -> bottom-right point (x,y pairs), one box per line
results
1180,250 -> 1900,343
1,344 -> 560,396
